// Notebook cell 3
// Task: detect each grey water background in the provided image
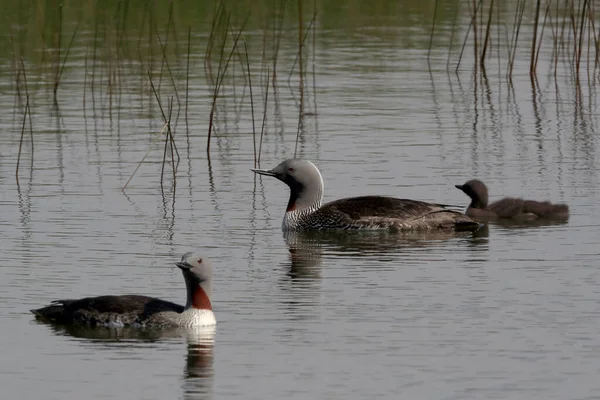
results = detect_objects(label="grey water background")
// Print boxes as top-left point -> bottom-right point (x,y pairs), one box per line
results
1,1 -> 599,399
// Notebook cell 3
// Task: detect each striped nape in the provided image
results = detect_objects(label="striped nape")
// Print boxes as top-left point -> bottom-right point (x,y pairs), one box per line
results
283,201 -> 322,230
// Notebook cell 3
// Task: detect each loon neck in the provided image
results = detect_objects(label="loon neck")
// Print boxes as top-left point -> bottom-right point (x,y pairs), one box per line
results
185,283 -> 212,311
468,184 -> 488,209
286,191 -> 299,212
286,183 -> 324,213
285,198 -> 322,215
283,199 -> 322,230
470,197 -> 487,209
283,163 -> 324,228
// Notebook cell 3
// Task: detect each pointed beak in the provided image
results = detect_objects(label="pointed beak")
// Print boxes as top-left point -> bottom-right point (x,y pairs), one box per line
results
175,261 -> 193,270
251,168 -> 277,178
455,184 -> 464,190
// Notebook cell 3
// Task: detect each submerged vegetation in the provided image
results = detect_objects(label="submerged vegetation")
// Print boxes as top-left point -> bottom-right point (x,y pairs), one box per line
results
4,0 -> 598,186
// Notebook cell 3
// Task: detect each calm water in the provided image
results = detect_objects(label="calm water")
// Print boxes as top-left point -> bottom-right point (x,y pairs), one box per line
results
1,2 -> 600,399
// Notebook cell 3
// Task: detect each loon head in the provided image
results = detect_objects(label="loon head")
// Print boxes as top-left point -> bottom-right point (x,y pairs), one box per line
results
252,158 -> 324,212
176,252 -> 213,311
455,179 -> 489,209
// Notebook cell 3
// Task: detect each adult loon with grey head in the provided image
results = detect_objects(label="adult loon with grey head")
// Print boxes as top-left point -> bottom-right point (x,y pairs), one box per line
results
251,159 -> 481,232
31,252 -> 216,328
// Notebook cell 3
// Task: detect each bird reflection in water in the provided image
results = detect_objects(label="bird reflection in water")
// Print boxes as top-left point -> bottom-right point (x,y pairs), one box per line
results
182,326 -> 216,400
279,229 -> 488,322
281,228 -> 488,283
283,228 -> 486,268
283,230 -> 325,281
34,321 -> 216,400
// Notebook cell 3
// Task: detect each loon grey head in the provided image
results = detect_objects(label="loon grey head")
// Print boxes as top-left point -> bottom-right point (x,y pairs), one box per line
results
455,179 -> 489,209
251,159 -> 324,212
175,252 -> 213,310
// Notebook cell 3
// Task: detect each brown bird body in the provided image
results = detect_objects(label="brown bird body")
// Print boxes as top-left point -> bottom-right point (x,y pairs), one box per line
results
455,179 -> 569,220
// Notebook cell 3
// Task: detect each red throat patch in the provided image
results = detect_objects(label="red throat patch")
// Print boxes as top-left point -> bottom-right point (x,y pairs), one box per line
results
192,286 -> 212,310
286,203 -> 297,212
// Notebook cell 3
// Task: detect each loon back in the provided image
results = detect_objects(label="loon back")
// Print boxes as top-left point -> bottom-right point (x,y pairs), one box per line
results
294,196 -> 480,231
32,295 -> 185,325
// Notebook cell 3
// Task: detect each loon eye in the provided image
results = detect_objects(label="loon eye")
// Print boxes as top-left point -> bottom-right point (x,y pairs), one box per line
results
197,258 -> 203,264
288,167 -> 294,172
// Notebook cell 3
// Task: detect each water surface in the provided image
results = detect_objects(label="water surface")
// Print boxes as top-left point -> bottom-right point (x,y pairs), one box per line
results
1,1 -> 599,399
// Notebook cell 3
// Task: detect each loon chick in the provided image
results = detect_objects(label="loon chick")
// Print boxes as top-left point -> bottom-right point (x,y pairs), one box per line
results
455,179 -> 569,220
31,252 -> 216,328
251,159 -> 481,232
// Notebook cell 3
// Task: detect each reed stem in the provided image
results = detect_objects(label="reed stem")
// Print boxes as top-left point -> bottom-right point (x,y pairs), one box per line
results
53,3 -> 63,103
185,26 -> 191,130
530,0 -> 542,77
16,95 -> 31,182
244,39 -> 257,168
576,0 -> 590,84
258,67 -> 270,166
428,0 -> 440,69
480,0 -> 494,70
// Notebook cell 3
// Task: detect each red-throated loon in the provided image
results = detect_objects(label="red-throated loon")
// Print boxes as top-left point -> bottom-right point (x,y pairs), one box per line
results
252,159 -> 481,232
31,252 -> 216,328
